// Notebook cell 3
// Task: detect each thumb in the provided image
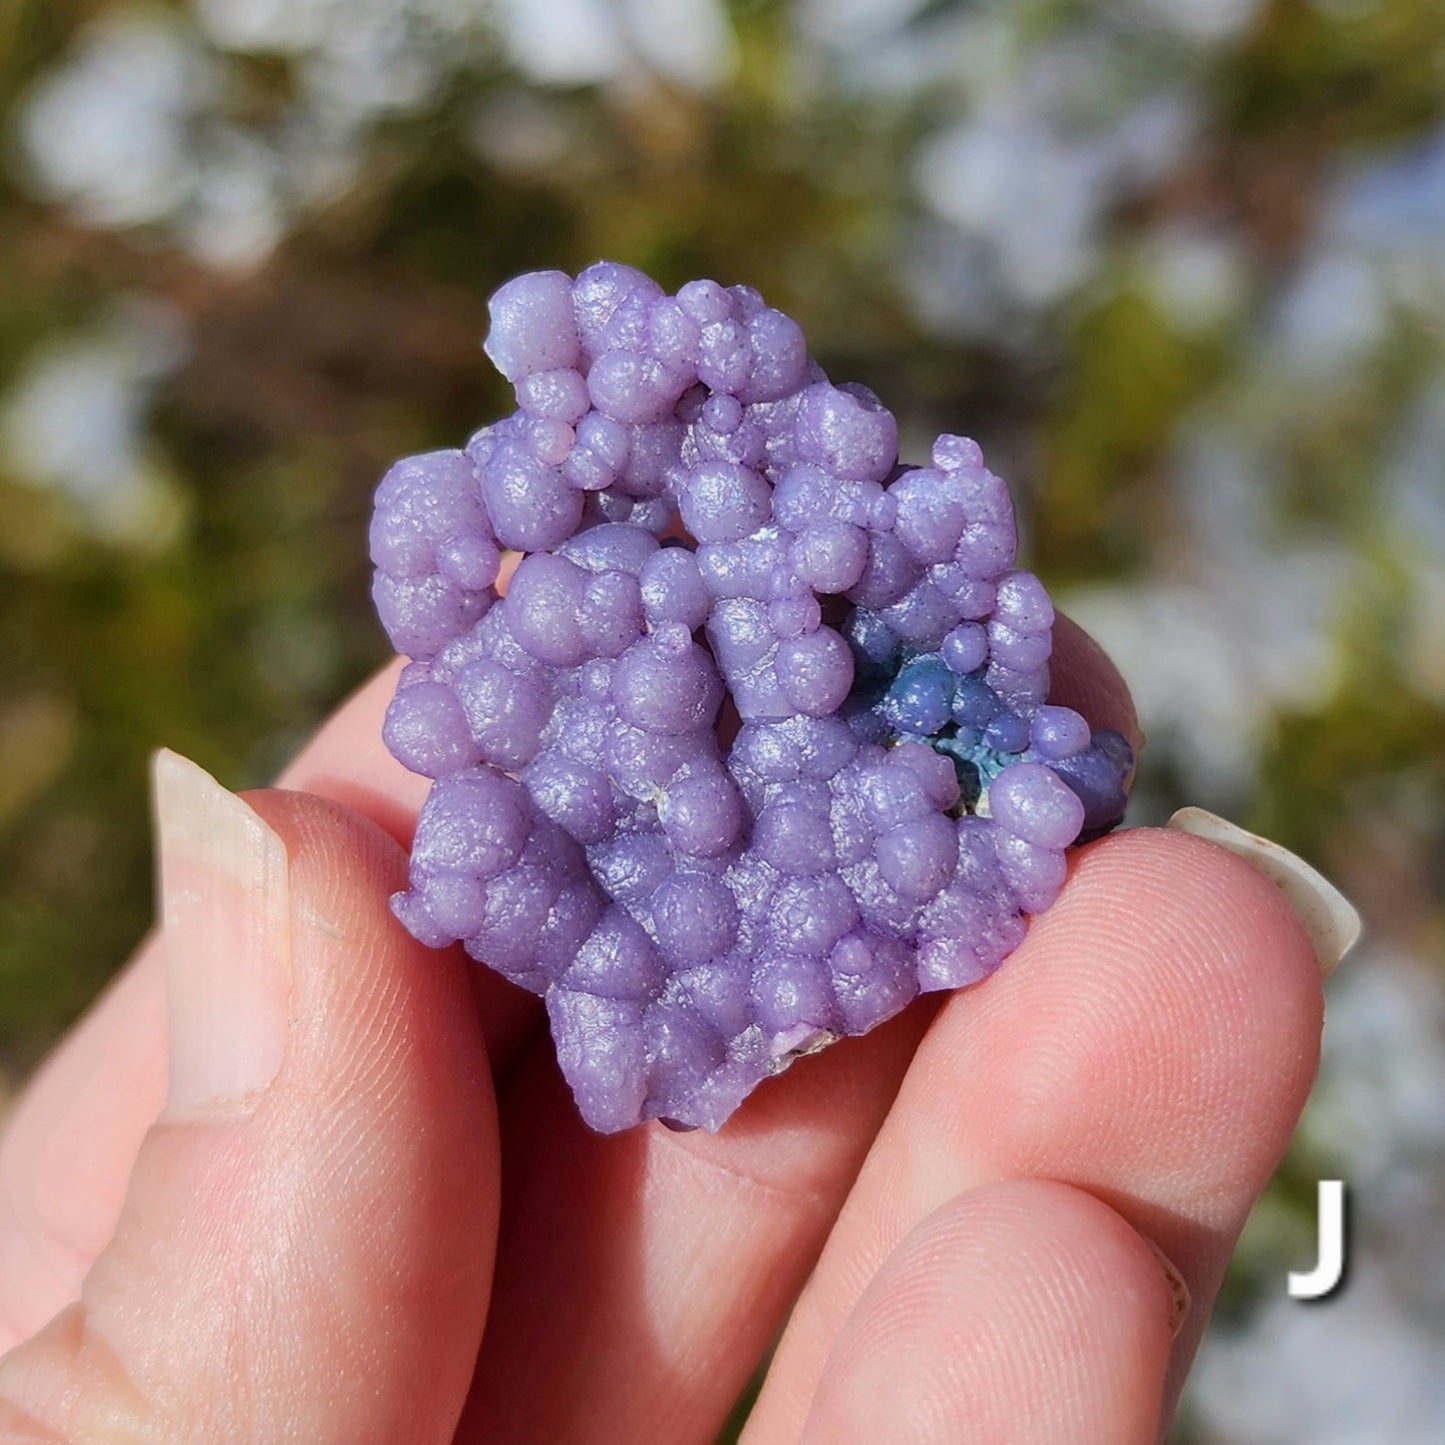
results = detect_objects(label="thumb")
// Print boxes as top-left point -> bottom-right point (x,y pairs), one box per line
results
0,752 -> 499,1444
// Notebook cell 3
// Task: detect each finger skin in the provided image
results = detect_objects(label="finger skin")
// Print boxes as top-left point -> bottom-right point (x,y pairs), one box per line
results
745,828 -> 1323,1442
0,935 -> 166,1353
455,1008 -> 930,1445
0,790 -> 499,1444
800,1180 -> 1173,1445
1048,613 -> 1143,755
0,662 -> 538,1351
279,657 -> 427,846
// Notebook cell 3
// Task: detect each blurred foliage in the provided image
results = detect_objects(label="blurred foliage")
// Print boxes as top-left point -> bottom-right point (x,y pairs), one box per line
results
0,0 -> 1443,1437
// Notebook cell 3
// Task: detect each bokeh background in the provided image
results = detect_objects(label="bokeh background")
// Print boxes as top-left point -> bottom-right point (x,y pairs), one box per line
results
1,0 -> 1442,1438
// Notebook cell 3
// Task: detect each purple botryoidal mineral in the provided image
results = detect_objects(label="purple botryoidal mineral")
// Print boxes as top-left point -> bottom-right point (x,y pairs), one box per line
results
370,263 -> 1132,1133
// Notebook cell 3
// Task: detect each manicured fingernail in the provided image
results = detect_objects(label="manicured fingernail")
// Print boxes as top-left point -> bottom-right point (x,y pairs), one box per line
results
1166,807 -> 1361,977
1140,1235 -> 1191,1340
153,749 -> 292,1118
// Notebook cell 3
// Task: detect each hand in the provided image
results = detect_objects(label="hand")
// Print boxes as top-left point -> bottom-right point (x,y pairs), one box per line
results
0,620 -> 1326,1444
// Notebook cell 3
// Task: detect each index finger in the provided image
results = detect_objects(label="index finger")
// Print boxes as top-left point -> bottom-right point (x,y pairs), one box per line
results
741,827 -> 1324,1442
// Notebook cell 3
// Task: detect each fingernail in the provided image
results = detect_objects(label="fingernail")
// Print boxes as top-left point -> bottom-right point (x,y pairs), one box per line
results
1140,1235 -> 1191,1340
1166,807 -> 1361,977
153,749 -> 292,1118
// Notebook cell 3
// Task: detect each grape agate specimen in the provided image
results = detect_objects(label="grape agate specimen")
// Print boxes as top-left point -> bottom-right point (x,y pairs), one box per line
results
370,263 -> 1131,1133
